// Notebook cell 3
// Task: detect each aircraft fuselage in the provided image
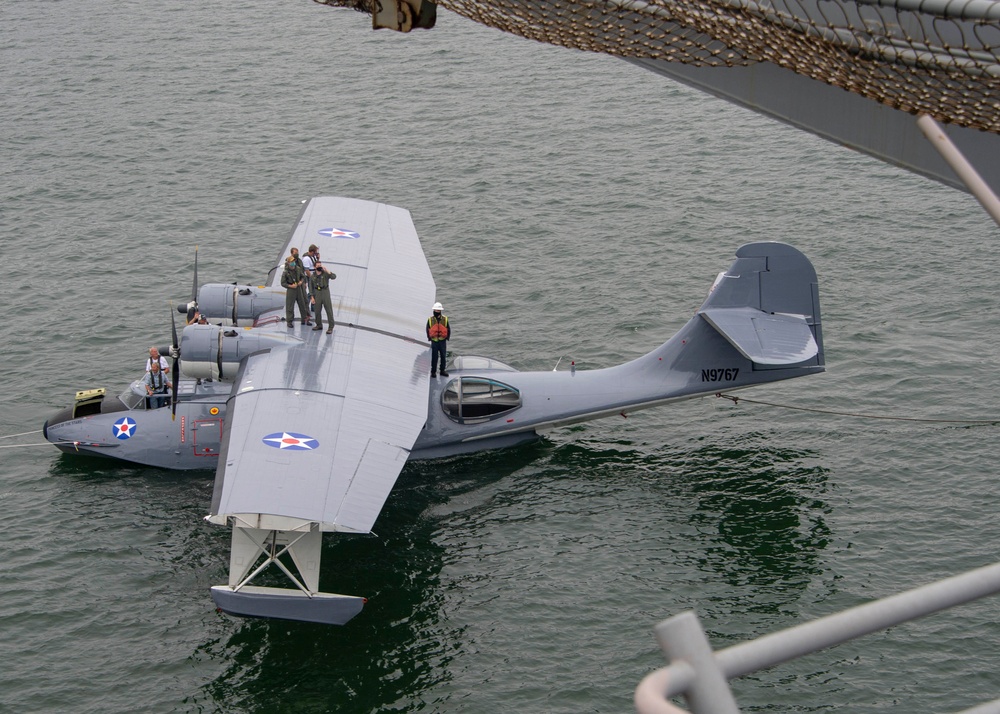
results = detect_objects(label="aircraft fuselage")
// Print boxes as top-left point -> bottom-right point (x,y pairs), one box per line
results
44,240 -> 825,473
44,379 -> 230,470
44,328 -> 819,471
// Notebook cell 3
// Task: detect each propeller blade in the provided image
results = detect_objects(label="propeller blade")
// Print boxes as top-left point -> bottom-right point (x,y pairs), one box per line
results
192,246 -> 199,306
181,246 -> 201,326
170,305 -> 180,421
170,301 -> 179,351
170,361 -> 179,421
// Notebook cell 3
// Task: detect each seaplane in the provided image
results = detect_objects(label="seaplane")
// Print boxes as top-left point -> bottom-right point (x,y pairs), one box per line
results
43,196 -> 825,625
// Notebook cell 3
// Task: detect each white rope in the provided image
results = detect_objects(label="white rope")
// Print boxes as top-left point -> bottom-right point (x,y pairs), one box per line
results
0,443 -> 73,449
0,430 -> 43,440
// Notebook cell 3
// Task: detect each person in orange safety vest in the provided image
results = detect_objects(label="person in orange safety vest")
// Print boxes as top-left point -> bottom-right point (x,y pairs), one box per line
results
426,302 -> 451,377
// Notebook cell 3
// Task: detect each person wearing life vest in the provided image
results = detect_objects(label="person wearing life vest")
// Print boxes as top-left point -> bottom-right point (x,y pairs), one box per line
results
426,302 -> 451,377
146,347 -> 170,375
301,244 -> 320,313
144,360 -> 172,409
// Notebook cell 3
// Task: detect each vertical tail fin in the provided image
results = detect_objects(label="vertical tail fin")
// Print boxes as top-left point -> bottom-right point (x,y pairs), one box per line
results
697,242 -> 823,368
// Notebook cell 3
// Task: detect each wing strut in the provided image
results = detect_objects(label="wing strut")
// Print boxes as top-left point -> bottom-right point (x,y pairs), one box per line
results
209,518 -> 366,625
917,114 -> 1000,229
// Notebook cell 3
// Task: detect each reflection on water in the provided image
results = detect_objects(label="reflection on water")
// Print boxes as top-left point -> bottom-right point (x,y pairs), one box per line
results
197,448 -> 547,713
548,432 -> 831,597
684,435 -> 831,597
198,469 -> 449,711
43,426 -> 837,712
49,452 -> 154,481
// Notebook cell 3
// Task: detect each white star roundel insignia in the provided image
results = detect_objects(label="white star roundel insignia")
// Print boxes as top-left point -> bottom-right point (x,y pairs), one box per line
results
317,227 -> 360,240
113,417 -> 137,440
262,432 -> 320,451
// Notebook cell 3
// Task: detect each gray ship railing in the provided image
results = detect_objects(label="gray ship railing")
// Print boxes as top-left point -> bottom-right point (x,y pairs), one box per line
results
635,561 -> 1000,714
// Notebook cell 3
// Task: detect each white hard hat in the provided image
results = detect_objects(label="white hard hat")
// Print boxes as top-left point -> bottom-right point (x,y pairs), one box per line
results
433,302 -> 443,311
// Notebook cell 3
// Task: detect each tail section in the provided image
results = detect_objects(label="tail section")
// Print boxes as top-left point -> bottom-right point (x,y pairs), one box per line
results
413,242 -> 824,447
626,242 -> 824,398
698,242 -> 823,369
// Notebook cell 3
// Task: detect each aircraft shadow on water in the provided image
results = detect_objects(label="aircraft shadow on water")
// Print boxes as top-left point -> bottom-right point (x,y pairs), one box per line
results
43,196 -> 824,625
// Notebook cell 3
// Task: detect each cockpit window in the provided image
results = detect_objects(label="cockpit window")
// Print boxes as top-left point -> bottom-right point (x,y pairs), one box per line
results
441,377 -> 521,424
119,382 -> 148,410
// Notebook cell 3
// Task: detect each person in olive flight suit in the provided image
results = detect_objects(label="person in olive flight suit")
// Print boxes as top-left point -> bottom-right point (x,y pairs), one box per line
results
310,260 -> 337,334
289,247 -> 311,324
280,255 -> 309,326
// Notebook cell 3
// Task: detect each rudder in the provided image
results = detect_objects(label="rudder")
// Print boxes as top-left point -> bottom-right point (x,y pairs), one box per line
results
698,242 -> 823,368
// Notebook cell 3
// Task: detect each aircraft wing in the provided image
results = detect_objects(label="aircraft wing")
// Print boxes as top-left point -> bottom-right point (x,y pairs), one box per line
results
211,197 -> 433,531
210,330 -> 428,533
207,197 -> 435,624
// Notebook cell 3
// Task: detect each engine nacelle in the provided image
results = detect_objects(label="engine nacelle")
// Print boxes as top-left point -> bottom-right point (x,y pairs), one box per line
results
197,283 -> 286,326
179,324 -> 298,381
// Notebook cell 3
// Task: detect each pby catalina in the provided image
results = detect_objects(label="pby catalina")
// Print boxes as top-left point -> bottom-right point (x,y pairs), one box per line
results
43,197 -> 825,625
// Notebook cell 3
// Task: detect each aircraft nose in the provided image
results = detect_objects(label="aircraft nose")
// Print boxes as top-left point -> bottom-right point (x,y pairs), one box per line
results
42,406 -> 75,438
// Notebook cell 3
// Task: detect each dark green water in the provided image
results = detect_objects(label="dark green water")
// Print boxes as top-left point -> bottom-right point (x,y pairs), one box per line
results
2,1 -> 998,712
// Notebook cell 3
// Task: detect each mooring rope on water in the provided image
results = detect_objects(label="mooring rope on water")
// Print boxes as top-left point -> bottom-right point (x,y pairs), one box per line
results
0,442 -> 73,449
0,430 -> 43,440
715,393 -> 1000,425
0,430 -> 82,450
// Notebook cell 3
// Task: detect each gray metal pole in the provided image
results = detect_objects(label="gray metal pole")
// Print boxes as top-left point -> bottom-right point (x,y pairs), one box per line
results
917,114 -> 1000,229
954,700 -> 1000,714
715,561 -> 1000,678
654,611 -> 742,714
634,668 -> 691,714
637,561 -> 1000,711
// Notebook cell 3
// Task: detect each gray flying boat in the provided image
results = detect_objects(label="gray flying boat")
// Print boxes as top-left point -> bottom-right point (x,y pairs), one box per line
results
43,196 -> 824,625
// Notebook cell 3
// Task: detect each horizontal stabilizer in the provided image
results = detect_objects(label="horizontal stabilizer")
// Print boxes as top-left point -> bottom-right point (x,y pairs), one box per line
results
700,307 -> 818,366
210,585 -> 365,625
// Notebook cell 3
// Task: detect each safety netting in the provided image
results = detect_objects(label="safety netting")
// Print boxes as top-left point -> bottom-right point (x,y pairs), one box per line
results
314,0 -> 1000,133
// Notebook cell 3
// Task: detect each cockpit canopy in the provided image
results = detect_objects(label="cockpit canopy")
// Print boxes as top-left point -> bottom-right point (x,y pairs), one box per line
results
441,377 -> 521,424
119,382 -> 148,410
